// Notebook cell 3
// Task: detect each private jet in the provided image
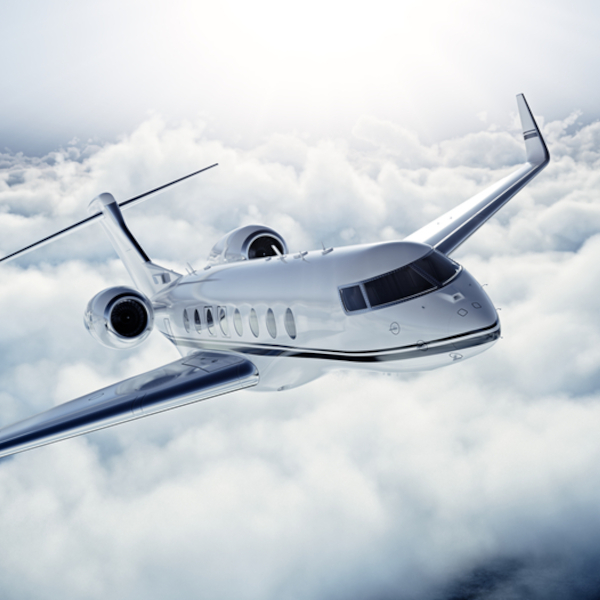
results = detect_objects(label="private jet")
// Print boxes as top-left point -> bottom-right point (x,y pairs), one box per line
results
0,94 -> 549,458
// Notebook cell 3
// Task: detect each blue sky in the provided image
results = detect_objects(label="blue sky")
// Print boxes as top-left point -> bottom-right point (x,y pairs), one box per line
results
1,1 -> 600,599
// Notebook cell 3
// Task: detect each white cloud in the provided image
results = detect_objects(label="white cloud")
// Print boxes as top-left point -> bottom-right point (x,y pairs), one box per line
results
1,110 -> 600,599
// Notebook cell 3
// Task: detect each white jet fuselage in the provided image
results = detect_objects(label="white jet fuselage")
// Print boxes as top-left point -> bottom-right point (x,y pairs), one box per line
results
154,240 -> 499,390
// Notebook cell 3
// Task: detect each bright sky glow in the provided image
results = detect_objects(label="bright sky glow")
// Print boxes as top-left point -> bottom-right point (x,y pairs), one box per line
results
1,0 -> 599,153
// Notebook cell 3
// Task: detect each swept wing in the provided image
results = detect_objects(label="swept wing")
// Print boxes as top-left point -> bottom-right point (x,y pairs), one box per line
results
0,351 -> 258,459
405,94 -> 549,255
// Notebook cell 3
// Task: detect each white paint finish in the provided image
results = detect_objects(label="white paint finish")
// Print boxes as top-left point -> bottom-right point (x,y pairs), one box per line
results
157,242 -> 496,356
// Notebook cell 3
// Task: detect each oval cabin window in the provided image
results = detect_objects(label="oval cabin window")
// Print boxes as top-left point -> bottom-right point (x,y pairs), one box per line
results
205,307 -> 215,336
266,308 -> 277,339
284,308 -> 297,339
218,306 -> 229,336
233,309 -> 243,336
249,309 -> 259,337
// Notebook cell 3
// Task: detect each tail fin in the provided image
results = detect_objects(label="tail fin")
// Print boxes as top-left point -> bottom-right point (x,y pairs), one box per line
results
89,193 -> 179,298
0,163 -> 217,266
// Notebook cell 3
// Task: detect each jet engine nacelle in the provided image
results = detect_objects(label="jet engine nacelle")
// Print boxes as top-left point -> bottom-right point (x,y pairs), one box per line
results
84,286 -> 154,349
207,224 -> 288,266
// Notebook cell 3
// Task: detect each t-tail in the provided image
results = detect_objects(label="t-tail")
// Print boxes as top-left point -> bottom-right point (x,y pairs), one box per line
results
0,163 -> 218,298
89,192 -> 180,298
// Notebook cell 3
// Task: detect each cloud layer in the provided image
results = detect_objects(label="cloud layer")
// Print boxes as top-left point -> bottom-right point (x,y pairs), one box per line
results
1,109 -> 600,599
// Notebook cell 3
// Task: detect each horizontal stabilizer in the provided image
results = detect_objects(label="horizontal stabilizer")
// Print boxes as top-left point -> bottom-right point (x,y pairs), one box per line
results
405,94 -> 549,255
0,350 -> 258,459
0,163 -> 218,266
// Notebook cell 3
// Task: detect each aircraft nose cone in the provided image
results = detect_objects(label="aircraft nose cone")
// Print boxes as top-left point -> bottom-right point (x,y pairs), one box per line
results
442,268 -> 499,337
448,297 -> 498,336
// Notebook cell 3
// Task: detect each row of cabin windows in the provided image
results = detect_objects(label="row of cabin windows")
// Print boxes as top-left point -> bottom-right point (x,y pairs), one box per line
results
183,306 -> 297,340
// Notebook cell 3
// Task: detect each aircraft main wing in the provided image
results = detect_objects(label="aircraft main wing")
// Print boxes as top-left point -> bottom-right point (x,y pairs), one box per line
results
405,94 -> 549,255
0,351 -> 258,459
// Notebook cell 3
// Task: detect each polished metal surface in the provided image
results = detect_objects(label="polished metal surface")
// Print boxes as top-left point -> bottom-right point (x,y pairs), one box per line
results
207,224 -> 289,266
0,352 -> 258,459
84,286 -> 154,349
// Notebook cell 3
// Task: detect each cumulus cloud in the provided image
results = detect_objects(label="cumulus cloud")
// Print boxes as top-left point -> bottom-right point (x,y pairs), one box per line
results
1,110 -> 600,599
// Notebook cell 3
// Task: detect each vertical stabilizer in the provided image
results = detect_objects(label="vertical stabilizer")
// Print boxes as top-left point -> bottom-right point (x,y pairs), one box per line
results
90,193 -> 181,298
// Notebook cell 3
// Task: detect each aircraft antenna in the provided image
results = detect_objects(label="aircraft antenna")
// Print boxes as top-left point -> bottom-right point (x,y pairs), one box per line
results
321,241 -> 333,255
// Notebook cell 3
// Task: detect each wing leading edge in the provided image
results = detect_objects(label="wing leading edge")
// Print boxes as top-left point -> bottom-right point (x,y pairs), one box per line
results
405,94 -> 549,255
0,352 -> 258,459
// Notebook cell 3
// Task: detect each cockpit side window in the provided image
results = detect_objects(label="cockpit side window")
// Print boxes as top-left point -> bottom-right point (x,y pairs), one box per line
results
340,285 -> 367,312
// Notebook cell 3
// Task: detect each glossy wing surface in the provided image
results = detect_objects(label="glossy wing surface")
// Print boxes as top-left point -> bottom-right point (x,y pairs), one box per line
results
405,94 -> 549,255
0,351 -> 258,459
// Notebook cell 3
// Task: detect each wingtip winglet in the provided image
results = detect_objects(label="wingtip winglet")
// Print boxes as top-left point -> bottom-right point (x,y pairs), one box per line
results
405,95 -> 551,254
516,94 -> 550,167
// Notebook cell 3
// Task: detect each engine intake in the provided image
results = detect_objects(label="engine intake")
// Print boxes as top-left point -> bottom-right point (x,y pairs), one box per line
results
207,225 -> 288,266
84,286 -> 154,349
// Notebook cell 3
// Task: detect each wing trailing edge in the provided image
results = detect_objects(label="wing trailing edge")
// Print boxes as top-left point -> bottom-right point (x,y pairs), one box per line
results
0,351 -> 258,460
405,94 -> 549,255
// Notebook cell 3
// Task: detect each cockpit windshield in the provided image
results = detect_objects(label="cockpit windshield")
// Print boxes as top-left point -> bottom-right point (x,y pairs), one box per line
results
340,250 -> 460,313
